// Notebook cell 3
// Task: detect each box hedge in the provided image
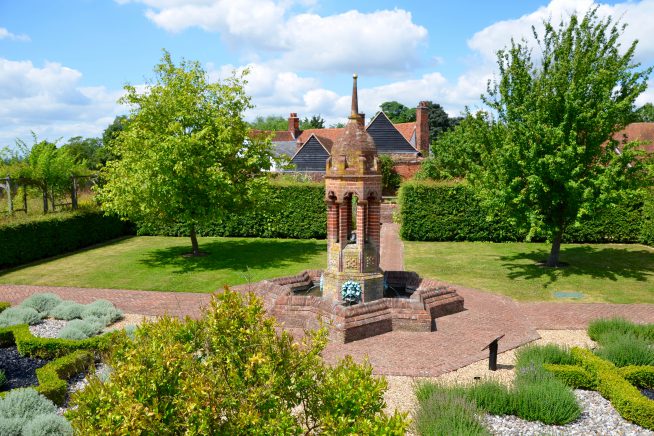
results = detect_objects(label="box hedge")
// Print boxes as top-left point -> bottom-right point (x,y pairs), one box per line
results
0,209 -> 133,269
35,350 -> 95,405
399,181 -> 652,244
138,182 -> 327,239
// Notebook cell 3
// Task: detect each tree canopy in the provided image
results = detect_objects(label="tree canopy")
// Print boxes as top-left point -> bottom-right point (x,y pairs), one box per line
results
249,115 -> 288,131
634,103 -> 654,122
301,115 -> 325,129
97,51 -> 275,256
472,9 -> 651,266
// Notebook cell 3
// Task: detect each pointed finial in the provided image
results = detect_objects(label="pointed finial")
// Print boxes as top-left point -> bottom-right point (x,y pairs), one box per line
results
350,73 -> 359,118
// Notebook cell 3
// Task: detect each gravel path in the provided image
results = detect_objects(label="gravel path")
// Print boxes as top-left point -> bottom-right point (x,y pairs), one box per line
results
384,329 -> 653,436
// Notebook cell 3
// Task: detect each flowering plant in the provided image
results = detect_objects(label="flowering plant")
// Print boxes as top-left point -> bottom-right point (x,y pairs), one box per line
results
341,280 -> 362,304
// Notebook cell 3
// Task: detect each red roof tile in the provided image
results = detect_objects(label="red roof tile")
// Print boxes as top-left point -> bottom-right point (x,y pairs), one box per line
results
612,122 -> 654,154
393,122 -> 416,143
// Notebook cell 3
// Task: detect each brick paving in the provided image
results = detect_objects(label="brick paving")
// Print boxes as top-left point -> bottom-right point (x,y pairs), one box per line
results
1,223 -> 653,377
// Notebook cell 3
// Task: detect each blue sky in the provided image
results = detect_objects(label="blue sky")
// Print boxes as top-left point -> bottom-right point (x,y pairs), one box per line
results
1,0 -> 653,148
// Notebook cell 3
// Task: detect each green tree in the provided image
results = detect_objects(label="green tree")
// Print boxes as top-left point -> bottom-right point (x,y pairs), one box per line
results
474,9 -> 651,267
67,290 -> 409,434
379,154 -> 402,193
634,102 -> 654,122
61,136 -> 104,169
380,101 -> 416,123
97,51 -> 275,256
249,115 -> 288,131
424,101 -> 460,142
300,114 -> 325,129
417,111 -> 488,180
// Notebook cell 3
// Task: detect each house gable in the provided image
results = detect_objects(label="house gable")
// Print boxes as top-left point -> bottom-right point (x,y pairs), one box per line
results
290,134 -> 330,171
366,112 -> 419,154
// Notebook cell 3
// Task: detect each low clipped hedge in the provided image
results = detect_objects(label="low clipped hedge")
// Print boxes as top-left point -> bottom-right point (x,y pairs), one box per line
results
399,181 -> 653,244
543,363 -> 596,390
138,182 -> 327,239
570,348 -> 653,430
0,324 -> 113,359
0,302 -> 9,314
35,350 -> 95,405
619,365 -> 654,389
0,209 -> 133,269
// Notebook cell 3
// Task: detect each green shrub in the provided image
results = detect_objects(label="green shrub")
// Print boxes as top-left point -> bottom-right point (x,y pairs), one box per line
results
80,300 -> 122,325
49,301 -> 85,320
413,384 -> 490,436
67,290 -> 409,434
57,327 -> 88,340
138,181 -> 327,239
1,324 -> 113,359
588,317 -> 654,343
399,180 -> 649,242
35,350 -> 94,405
64,319 -> 104,337
0,302 -> 10,313
594,333 -> 654,367
512,369 -> 581,425
465,380 -> 513,416
20,293 -> 62,314
543,363 -> 596,389
0,209 -> 132,269
515,344 -> 576,368
640,188 -> 654,246
380,155 -> 402,194
619,365 -> 654,389
22,414 -> 73,436
572,347 -> 654,430
0,307 -> 44,327
0,388 -> 57,424
0,417 -> 23,436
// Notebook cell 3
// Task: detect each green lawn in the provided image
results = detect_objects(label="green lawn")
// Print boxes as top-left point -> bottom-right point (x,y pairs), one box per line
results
404,241 -> 654,304
0,236 -> 327,293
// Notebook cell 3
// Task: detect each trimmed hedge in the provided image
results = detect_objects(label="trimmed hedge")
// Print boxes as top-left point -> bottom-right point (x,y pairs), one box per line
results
0,324 -> 113,359
0,209 -> 132,269
0,302 -> 10,314
619,365 -> 654,389
35,350 -> 95,405
138,182 -> 327,239
399,181 -> 652,244
543,363 -> 596,389
571,347 -> 654,430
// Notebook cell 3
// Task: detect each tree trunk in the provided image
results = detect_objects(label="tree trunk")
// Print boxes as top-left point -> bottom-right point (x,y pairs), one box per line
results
42,188 -> 48,214
190,225 -> 200,257
546,230 -> 563,267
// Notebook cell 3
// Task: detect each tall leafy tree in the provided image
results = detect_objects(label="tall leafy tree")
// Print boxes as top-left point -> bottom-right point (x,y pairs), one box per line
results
301,115 -> 325,129
97,51 -> 275,256
249,115 -> 288,131
473,9 -> 651,267
634,103 -> 654,122
61,136 -> 104,169
380,101 -> 415,123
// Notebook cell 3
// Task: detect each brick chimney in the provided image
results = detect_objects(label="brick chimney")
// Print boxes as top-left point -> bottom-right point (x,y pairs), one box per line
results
288,112 -> 300,138
416,101 -> 430,156
358,113 -> 365,127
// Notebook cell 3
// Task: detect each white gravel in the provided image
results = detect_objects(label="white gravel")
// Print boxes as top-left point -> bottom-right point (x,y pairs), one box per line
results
384,329 -> 654,436
29,319 -> 68,338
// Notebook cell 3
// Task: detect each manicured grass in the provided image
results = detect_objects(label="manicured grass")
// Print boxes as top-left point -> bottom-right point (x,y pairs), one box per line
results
0,236 -> 326,293
404,241 -> 654,303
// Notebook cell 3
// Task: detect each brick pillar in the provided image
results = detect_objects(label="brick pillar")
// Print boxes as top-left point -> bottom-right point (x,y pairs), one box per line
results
368,200 -> 381,251
339,199 -> 351,249
416,101 -> 430,156
356,201 -> 366,244
327,202 -> 339,242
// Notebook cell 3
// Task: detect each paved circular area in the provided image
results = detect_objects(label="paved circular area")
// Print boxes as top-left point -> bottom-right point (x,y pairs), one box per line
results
2,282 -> 653,377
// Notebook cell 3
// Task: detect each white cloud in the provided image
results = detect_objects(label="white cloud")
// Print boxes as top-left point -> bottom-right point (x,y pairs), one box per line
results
118,1 -> 428,74
0,58 -> 123,148
0,27 -> 30,42
468,0 -> 654,64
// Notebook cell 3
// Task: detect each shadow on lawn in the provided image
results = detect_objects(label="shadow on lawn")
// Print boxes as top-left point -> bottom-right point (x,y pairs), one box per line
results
138,238 -> 325,275
500,245 -> 654,288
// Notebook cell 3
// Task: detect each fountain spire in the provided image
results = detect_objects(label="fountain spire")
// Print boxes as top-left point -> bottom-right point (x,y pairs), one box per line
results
350,73 -> 358,119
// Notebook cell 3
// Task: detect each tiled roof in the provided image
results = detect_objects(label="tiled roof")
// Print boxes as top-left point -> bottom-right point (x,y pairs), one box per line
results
612,122 -> 654,154
250,130 -> 295,142
296,128 -> 344,151
393,122 -> 416,143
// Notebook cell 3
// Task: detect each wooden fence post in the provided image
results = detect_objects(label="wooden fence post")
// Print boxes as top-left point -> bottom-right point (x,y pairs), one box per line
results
71,176 -> 78,210
5,176 -> 12,214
